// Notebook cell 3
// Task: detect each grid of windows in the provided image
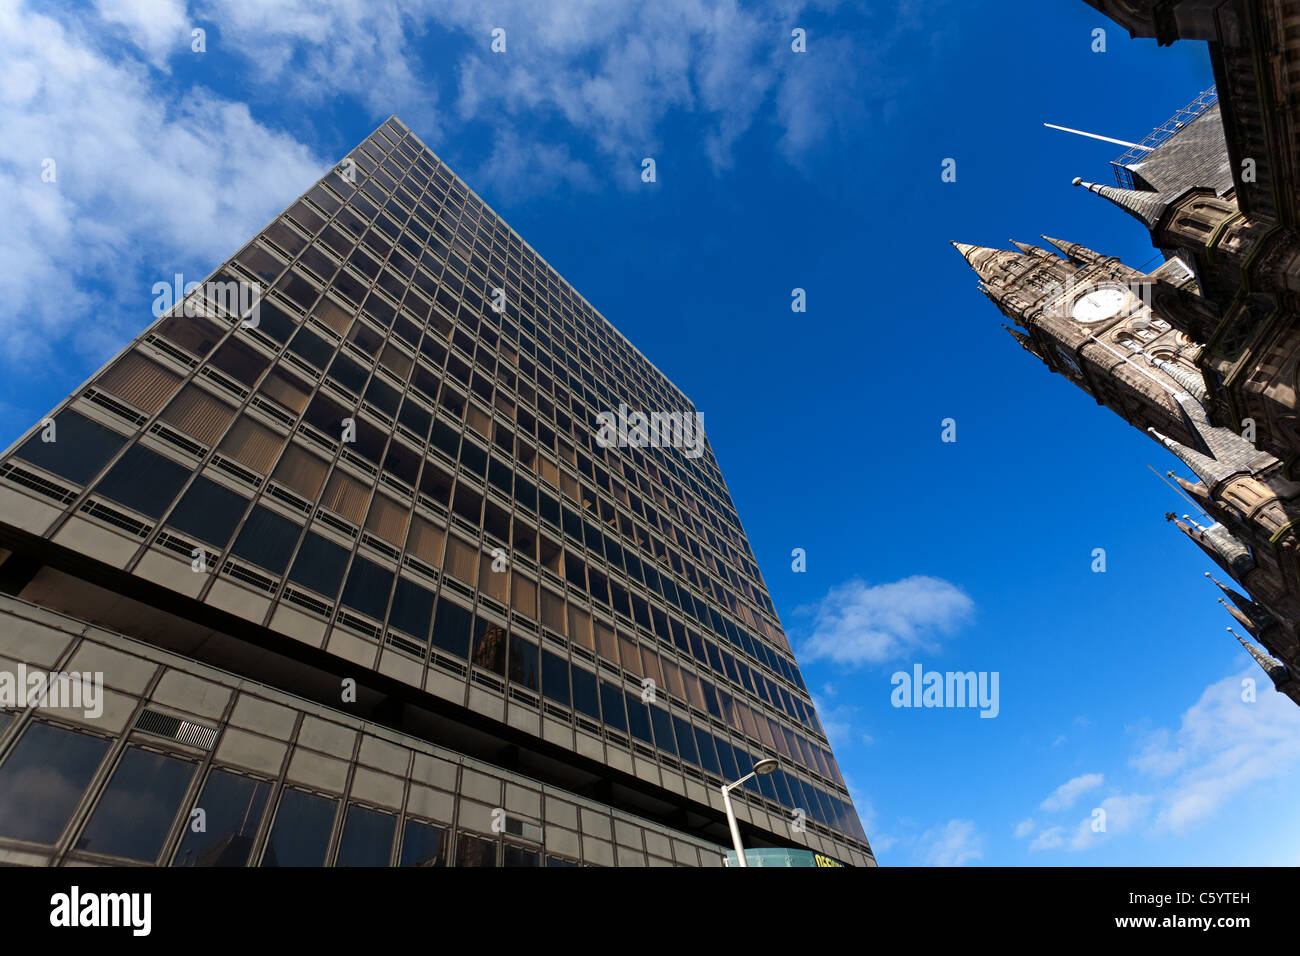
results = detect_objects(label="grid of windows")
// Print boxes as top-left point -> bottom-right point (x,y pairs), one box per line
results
0,715 -> 670,867
0,601 -> 793,868
0,118 -> 866,851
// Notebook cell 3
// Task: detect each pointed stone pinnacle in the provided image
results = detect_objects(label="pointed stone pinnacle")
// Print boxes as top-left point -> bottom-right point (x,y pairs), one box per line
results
1072,177 -> 1167,228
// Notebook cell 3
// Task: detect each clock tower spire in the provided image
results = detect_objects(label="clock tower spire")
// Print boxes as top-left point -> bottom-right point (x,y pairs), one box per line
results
951,238 -> 1209,451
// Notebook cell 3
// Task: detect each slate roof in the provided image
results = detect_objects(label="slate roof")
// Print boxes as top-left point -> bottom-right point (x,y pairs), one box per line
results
1121,103 -> 1234,199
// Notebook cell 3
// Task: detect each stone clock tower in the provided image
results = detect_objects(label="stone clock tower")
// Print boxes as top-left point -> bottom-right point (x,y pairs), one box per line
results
955,236 -> 1300,707
954,0 -> 1300,708
953,237 -> 1216,454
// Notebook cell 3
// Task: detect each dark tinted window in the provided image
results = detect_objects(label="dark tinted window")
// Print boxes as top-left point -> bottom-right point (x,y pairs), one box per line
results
430,421 -> 460,459
430,598 -> 473,658
624,690 -> 653,745
287,532 -> 350,597
599,682 -> 626,733
94,443 -> 190,518
649,706 -> 677,756
254,301 -> 297,343
397,398 -> 431,439
328,353 -> 369,394
172,768 -> 271,867
287,327 -> 335,370
488,459 -> 512,497
388,578 -> 434,641
399,819 -> 447,867
571,666 -> 599,720
335,805 -> 395,866
156,313 -> 225,357
261,788 -> 337,867
167,476 -> 249,547
540,649 -> 569,706
210,339 -> 271,388
459,440 -> 487,478
340,555 -> 394,620
16,410 -> 125,485
673,716 -> 698,766
769,769 -> 794,807
471,618 -> 507,675
694,727 -> 721,775
454,832 -> 497,867
503,844 -> 541,866
0,722 -> 109,844
303,393 -> 348,436
364,377 -> 400,417
75,747 -> 196,861
508,633 -> 539,691
231,505 -> 302,574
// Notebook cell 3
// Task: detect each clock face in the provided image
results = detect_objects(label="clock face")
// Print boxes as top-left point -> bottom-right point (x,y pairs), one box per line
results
1072,287 -> 1128,323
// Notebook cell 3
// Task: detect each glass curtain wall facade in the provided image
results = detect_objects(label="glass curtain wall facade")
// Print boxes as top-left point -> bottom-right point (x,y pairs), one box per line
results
0,117 -> 873,866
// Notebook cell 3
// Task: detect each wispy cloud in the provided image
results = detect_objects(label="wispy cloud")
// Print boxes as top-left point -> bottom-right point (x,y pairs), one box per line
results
796,576 -> 974,668
92,0 -> 189,69
919,819 -> 983,867
1136,668 -> 1300,833
194,0 -> 945,180
1040,772 -> 1104,813
1062,793 -> 1153,851
1021,664 -> 1300,854
0,0 -> 325,372
474,127 -> 596,202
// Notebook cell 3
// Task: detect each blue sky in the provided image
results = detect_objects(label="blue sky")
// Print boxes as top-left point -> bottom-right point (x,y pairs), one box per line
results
3,0 -> 1299,866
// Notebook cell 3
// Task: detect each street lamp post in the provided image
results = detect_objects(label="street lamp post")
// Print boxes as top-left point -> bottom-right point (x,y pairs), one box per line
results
721,758 -> 779,867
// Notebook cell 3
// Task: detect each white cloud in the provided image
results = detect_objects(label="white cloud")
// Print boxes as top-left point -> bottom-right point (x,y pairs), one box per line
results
851,797 -> 895,857
192,0 -> 944,180
919,819 -> 983,867
1026,665 -> 1300,854
1028,825 -> 1063,852
0,1 -> 324,370
1066,793 -> 1152,851
796,576 -> 974,668
1013,817 -> 1035,839
1040,772 -> 1104,813
810,694 -> 867,752
474,127 -> 596,202
0,0 -> 953,406
93,0 -> 189,69
196,0 -> 442,133
1138,669 -> 1300,832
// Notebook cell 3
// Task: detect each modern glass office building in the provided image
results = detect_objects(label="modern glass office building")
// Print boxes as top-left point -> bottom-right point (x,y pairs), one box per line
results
0,117 -> 874,866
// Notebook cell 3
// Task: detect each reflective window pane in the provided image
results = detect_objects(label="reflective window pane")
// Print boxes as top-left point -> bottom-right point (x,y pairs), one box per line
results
172,768 -> 271,867
454,832 -> 497,867
503,843 -> 540,866
399,819 -> 448,867
16,410 -> 125,485
76,747 -> 196,861
261,788 -> 338,867
335,804 -> 395,867
0,722 -> 110,844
